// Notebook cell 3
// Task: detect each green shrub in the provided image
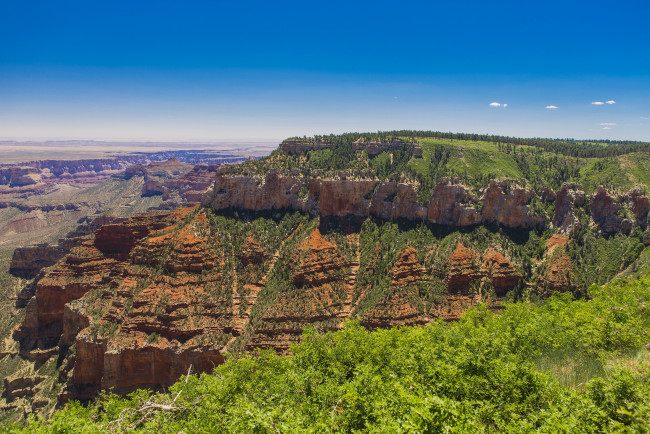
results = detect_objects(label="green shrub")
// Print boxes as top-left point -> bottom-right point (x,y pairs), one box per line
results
8,275 -> 650,433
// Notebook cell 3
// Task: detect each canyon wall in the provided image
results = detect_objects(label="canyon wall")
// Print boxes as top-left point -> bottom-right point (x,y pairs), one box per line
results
205,173 -> 650,233
13,206 -> 526,404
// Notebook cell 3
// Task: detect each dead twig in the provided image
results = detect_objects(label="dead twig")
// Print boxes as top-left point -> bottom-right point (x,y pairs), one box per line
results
101,365 -> 195,432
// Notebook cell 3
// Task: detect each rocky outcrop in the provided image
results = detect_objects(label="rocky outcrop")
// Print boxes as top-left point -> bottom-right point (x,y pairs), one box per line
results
314,180 -> 376,217
12,207 -> 236,402
0,166 -> 42,187
6,201 -> 589,407
481,181 -> 545,229
481,248 -> 522,295
208,173 -> 309,213
445,244 -> 521,296
536,235 -> 577,298
590,187 -> 626,234
588,187 -> 650,234
208,173 -> 650,236
446,243 -> 483,294
206,175 -> 545,230
9,244 -> 67,279
628,189 -> 650,228
7,215 -> 127,281
125,158 -> 195,197
94,214 -> 172,255
249,229 -> 354,351
14,243 -> 120,344
238,236 -> 268,266
553,183 -> 585,234
361,248 -> 428,328
71,337 -> 225,399
290,229 -> 348,286
427,182 -> 481,226
161,164 -> 219,203
9,193 -> 634,408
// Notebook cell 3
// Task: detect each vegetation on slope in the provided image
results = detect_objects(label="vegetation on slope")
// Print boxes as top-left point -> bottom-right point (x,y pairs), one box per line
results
8,274 -> 650,433
292,130 -> 650,159
232,131 -> 650,198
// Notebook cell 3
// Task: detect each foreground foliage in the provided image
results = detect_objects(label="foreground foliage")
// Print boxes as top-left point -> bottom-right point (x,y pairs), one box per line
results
9,276 -> 650,433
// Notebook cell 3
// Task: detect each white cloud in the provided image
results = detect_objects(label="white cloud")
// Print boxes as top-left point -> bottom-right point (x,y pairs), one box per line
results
592,101 -> 605,105
641,116 -> 650,120
545,105 -> 558,109
600,122 -> 616,126
489,102 -> 502,107
606,100 -> 616,104
503,103 -> 508,108
602,127 -> 612,130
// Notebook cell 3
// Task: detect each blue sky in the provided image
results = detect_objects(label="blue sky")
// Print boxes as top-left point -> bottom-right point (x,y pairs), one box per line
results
1,0 -> 649,141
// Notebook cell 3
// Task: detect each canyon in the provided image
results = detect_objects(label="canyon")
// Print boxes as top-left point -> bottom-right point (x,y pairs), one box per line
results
2,134 -> 650,422
0,147 -> 255,249
9,167 -> 647,407
12,206 -> 525,406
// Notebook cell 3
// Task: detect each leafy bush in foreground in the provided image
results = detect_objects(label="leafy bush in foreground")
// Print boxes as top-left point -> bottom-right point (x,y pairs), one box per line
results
9,276 -> 650,433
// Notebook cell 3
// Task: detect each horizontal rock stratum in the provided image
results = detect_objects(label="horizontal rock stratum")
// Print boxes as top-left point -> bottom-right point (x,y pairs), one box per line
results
204,172 -> 649,234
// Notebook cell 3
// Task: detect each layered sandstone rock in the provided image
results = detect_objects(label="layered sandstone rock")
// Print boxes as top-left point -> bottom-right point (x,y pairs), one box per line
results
446,243 -> 483,294
9,244 -> 67,279
94,213 -> 173,255
536,235 -> 577,298
161,164 -> 218,203
590,187 -> 624,234
10,204 -> 582,405
208,172 -> 650,236
0,166 -> 42,187
249,229 -> 354,351
14,242 -> 120,344
481,181 -> 545,229
125,158 -> 195,197
11,206 -> 307,404
238,236 -> 268,266
427,182 -> 481,226
361,248 -> 428,328
314,180 -> 377,217
206,175 -> 543,230
481,248 -> 522,295
629,189 -> 650,228
208,173 -> 309,213
553,183 -> 585,234
588,186 -> 650,234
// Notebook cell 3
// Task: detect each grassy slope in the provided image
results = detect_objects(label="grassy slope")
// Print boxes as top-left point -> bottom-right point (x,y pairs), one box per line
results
409,138 -> 524,181
234,134 -> 650,196
411,138 -> 650,194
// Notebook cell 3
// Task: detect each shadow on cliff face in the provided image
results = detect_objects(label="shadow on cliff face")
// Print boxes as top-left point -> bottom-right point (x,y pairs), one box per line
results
214,208 -> 537,246
319,214 -> 536,246
484,222 -> 535,245
212,207 -> 299,224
